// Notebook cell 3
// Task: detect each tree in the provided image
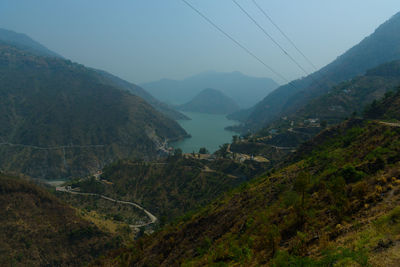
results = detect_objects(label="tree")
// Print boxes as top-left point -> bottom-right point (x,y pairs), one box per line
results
293,171 -> 310,226
232,135 -> 239,144
217,143 -> 229,158
198,147 -> 209,154
173,148 -> 182,158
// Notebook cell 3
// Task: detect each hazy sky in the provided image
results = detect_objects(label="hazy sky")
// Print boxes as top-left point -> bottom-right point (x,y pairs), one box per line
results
0,1 -> 399,84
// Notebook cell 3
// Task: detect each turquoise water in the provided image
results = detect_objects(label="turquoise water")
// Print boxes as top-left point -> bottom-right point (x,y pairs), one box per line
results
170,112 -> 238,153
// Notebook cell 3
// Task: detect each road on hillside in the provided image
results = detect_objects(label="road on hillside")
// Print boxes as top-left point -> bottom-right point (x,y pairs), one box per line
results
57,187 -> 157,228
376,121 -> 400,127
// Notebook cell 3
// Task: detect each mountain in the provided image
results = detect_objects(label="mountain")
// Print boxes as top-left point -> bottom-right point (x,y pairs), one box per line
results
297,60 -> 400,123
94,70 -> 189,120
178,88 -> 240,115
0,43 -> 187,179
0,28 -> 61,58
0,28 -> 187,121
141,71 -> 278,108
0,173 -> 117,266
242,11 -> 400,129
98,88 -> 400,266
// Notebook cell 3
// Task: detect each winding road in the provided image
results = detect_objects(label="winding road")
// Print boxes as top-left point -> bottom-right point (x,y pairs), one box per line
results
0,142 -> 105,150
57,187 -> 157,228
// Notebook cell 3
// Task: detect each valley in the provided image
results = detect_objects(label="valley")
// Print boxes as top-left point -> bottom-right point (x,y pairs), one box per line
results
170,111 -> 239,153
1,3 -> 400,267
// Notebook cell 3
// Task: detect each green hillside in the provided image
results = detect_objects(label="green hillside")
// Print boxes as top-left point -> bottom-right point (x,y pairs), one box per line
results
97,89 -> 400,266
0,44 -> 187,179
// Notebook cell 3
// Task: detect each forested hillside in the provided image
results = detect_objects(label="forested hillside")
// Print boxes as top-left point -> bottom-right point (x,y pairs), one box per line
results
240,11 -> 400,130
0,44 -> 187,179
65,155 -> 269,223
98,89 -> 400,266
297,60 -> 400,123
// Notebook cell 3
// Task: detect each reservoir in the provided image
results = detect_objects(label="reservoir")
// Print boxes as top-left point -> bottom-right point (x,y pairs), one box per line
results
170,111 -> 238,153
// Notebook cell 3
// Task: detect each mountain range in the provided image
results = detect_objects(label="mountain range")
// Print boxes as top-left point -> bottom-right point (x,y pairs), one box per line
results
234,11 -> 400,130
141,71 -> 278,109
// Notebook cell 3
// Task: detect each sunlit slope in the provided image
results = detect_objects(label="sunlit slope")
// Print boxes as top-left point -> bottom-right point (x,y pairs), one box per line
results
100,90 -> 400,266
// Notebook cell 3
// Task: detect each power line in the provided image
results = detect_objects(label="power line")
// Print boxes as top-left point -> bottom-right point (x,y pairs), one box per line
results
251,0 -> 318,72
232,0 -> 310,78
180,0 -> 295,86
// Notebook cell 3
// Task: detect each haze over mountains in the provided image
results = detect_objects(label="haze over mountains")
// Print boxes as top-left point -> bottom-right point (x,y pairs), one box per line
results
178,88 -> 240,115
141,71 -> 278,109
234,11 -> 400,130
0,28 -> 188,121
2,4 -> 400,267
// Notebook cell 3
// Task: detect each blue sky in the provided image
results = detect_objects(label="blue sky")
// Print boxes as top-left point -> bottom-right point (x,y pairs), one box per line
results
0,0 -> 399,84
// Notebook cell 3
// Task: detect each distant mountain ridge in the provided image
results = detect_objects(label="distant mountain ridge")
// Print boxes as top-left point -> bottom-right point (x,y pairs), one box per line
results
178,88 -> 240,115
141,71 -> 278,108
240,11 -> 400,129
94,69 -> 189,120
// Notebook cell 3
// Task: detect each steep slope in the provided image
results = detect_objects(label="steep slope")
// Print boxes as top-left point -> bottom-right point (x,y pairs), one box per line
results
0,28 -> 187,121
0,28 -> 61,58
297,60 -> 400,123
0,44 -> 187,179
94,69 -> 189,120
178,88 -> 240,115
244,11 -> 400,129
141,71 -> 278,108
98,90 -> 400,266
0,173 -> 117,266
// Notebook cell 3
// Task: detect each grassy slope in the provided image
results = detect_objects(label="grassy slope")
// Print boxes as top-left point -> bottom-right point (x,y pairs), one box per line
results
98,112 -> 400,266
0,173 -> 118,266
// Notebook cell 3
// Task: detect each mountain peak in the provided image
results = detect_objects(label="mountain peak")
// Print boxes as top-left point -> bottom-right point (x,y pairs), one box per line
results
179,88 -> 240,115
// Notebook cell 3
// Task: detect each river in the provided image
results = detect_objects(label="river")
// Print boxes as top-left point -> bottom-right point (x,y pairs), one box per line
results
170,111 -> 238,153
